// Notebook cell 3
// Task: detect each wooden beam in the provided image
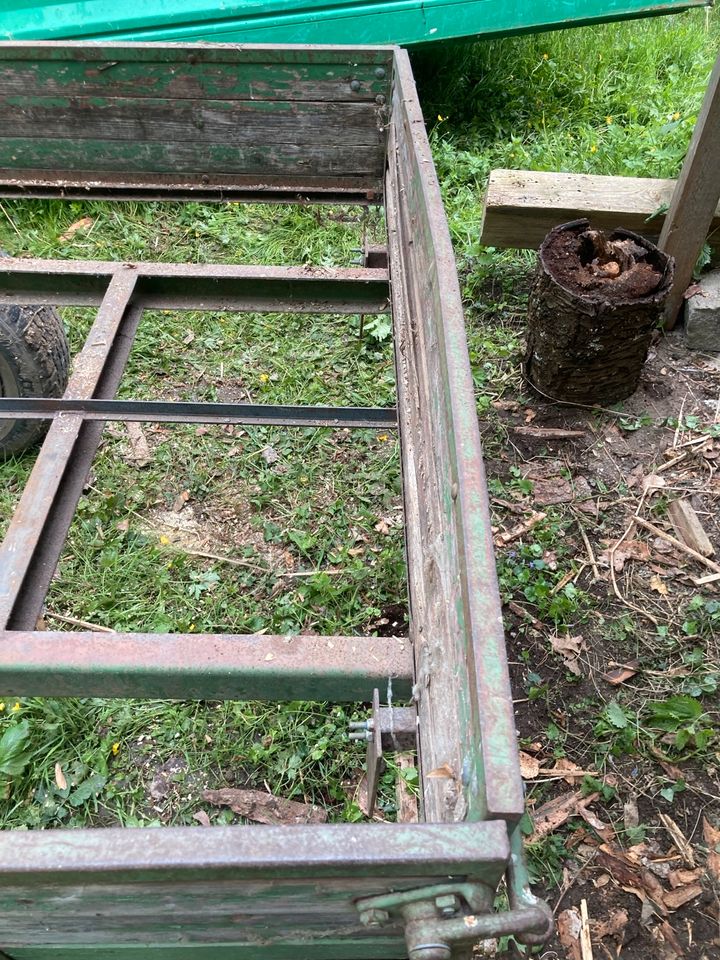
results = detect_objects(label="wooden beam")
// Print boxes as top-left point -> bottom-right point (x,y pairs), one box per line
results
659,52 -> 720,329
480,169 -> 720,254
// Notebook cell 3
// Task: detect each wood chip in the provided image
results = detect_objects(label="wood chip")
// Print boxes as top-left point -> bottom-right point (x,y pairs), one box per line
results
668,499 -> 715,558
579,899 -> 594,960
202,787 -> 327,825
533,476 -> 574,505
125,421 -> 152,468
702,817 -> 720,883
557,907 -> 583,960
495,511 -> 546,546
519,751 -> 541,779
395,753 -> 419,823
658,813 -> 695,868
192,809 -> 212,827
531,790 -> 599,839
663,882 -> 703,911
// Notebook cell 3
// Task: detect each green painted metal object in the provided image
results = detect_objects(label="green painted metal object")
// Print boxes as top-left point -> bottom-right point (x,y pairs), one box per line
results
0,0 -> 709,47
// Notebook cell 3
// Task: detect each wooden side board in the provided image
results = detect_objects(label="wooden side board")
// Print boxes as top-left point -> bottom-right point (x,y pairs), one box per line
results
387,53 -> 524,826
480,169 -> 720,253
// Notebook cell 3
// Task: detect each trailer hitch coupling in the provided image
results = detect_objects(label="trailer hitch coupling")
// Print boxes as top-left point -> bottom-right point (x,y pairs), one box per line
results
356,881 -> 553,959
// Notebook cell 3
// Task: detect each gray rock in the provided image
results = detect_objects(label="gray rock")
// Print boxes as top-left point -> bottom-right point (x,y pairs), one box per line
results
685,269 -> 720,351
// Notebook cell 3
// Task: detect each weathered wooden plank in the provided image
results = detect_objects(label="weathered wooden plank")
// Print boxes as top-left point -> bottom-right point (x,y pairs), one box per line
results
0,631 -> 412,701
0,97 -> 383,148
8,944 -> 405,960
0,138 -> 383,178
387,52 -> 523,825
480,169 -> 720,252
660,52 -> 720,328
0,45 -> 392,103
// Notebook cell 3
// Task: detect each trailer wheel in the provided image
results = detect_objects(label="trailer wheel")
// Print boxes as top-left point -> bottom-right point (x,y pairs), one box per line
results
0,302 -> 70,456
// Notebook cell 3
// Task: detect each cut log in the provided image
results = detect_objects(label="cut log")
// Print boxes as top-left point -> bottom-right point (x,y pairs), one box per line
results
667,500 -> 715,558
525,220 -> 674,404
480,169 -> 720,254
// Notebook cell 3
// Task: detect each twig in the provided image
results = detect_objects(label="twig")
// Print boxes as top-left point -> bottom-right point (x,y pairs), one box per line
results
0,200 -> 22,240
495,511 -> 546,546
634,516 -> 720,574
44,611 -> 115,634
577,521 -> 601,581
655,451 -> 689,473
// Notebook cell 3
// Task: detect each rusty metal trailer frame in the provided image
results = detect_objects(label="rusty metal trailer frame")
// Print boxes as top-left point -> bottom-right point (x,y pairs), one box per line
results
0,43 -> 550,960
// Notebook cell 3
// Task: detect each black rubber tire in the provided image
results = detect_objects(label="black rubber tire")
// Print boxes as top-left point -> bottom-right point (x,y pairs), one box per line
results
0,302 -> 70,456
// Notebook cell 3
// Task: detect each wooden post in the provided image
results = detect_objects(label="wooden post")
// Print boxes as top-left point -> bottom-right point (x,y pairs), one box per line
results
660,52 -> 720,330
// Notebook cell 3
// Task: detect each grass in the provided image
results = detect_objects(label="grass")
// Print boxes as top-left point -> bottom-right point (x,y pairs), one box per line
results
0,15 -> 718,939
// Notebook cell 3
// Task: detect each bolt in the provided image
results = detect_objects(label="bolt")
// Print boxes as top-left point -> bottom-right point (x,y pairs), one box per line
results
350,79 -> 361,92
359,908 -> 390,927
434,894 -> 460,917
375,94 -> 386,105
348,730 -> 372,741
375,67 -> 386,79
348,720 -> 369,730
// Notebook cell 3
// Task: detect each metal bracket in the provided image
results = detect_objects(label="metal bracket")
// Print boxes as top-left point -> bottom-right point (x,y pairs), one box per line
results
348,687 -> 417,813
356,878 -> 553,960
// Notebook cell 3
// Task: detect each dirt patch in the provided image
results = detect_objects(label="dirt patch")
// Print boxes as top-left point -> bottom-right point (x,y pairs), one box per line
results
543,222 -> 669,300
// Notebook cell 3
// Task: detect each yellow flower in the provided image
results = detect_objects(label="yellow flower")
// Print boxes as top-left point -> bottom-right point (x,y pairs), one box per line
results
672,111 -> 681,121
159,534 -> 170,545
259,373 -> 270,383
11,702 -> 20,712
0,703 -> 5,712
111,741 -> 120,756
437,114 -> 447,122
605,115 -> 613,125
542,53 -> 549,60
590,145 -> 598,154
377,434 -> 389,442
189,623 -> 196,632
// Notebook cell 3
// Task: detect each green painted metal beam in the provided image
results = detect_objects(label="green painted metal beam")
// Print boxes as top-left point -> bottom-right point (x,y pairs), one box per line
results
0,1 -> 708,47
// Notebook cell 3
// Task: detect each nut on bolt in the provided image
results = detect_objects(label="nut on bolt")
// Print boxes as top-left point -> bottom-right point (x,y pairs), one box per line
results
434,894 -> 460,917
360,907 -> 390,927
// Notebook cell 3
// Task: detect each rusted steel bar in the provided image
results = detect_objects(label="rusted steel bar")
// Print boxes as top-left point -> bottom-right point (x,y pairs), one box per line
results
0,397 -> 397,429
0,271 -> 140,630
0,631 -> 413,701
0,258 -> 390,312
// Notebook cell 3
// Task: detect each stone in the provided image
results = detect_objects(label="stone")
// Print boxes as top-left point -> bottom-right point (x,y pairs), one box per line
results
685,269 -> 720,351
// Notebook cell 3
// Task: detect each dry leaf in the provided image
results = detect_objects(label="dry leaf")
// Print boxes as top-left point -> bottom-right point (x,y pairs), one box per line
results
374,518 -> 391,536
524,408 -> 537,423
623,796 -> 640,831
59,216 -> 94,241
643,474 -> 667,494
261,445 -> 279,465
599,539 -> 651,573
172,489 -> 190,513
667,868 -> 702,889
603,661 -> 639,685
203,787 -> 327,825
54,762 -> 67,791
550,633 -> 585,676
650,574 -> 669,595
591,907 -> 629,942
192,809 -> 212,827
519,751 -> 541,779
703,817 -> 720,883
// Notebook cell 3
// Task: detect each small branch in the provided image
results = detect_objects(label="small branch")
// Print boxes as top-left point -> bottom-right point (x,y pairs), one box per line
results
634,516 -> 720,574
44,611 -> 115,634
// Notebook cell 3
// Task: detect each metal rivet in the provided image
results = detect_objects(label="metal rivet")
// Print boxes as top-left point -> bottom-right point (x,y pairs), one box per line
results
350,79 -> 361,92
451,482 -> 458,500
375,67 -> 386,79
375,94 -> 386,105
201,174 -> 210,184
